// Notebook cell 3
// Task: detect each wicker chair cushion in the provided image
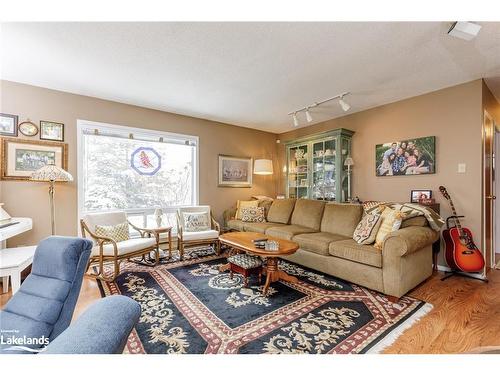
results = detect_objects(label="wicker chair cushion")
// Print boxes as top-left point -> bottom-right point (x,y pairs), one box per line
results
227,254 -> 263,269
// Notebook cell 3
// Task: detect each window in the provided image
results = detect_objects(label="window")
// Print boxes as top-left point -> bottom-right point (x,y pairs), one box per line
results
78,120 -> 198,234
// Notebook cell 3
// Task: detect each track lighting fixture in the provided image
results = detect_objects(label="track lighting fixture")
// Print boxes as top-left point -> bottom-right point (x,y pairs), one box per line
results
305,109 -> 313,123
338,95 -> 351,112
288,92 -> 351,127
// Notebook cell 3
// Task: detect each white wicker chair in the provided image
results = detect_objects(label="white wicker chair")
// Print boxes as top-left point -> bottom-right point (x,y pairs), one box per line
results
80,211 -> 160,281
176,206 -> 221,259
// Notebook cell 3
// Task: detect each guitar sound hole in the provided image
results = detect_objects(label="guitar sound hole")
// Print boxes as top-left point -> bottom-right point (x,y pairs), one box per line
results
462,250 -> 474,255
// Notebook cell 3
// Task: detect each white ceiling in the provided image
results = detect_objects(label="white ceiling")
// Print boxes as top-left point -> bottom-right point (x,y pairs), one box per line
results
1,22 -> 500,134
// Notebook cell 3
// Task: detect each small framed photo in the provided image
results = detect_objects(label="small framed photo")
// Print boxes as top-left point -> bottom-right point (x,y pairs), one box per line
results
40,120 -> 64,141
411,189 -> 432,203
218,154 -> 252,187
0,113 -> 19,137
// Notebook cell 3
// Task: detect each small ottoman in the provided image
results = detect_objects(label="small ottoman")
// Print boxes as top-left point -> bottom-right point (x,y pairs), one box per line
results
227,253 -> 263,287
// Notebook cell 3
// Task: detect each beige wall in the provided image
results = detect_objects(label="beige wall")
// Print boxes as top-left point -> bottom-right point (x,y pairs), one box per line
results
278,80 -> 485,266
0,80 -> 278,246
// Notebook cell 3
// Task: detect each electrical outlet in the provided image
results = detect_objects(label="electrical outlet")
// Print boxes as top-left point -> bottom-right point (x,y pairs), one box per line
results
458,163 -> 466,173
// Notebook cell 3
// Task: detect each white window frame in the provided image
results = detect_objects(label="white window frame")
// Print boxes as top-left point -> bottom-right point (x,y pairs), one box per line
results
77,119 -> 199,235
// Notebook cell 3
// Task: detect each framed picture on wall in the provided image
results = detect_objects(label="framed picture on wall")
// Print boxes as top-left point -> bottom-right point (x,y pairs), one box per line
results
218,154 -> 252,187
40,120 -> 65,141
375,136 -> 436,176
0,137 -> 68,180
0,113 -> 19,137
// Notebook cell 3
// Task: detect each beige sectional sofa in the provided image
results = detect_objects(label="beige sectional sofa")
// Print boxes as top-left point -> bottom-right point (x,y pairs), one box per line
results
225,198 -> 439,298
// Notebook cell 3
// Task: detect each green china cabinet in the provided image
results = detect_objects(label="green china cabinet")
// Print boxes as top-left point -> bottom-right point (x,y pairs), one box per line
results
285,128 -> 354,202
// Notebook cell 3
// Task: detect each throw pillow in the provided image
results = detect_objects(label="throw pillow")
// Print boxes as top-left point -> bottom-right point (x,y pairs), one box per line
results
240,207 -> 266,223
236,200 -> 259,220
183,212 -> 210,232
95,222 -> 130,243
374,207 -> 406,249
352,211 -> 382,245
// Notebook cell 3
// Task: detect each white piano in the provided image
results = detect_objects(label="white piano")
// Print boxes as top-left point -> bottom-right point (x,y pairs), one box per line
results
0,217 -> 33,249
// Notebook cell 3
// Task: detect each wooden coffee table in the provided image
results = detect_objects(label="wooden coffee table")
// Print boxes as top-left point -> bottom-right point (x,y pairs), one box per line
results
219,232 -> 299,295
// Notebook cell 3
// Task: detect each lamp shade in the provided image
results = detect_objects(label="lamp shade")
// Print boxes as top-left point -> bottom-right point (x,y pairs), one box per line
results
254,159 -> 273,175
30,162 -> 73,182
344,157 -> 354,167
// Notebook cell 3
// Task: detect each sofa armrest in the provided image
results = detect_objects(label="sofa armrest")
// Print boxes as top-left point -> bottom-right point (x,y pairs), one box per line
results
223,206 -> 237,228
383,226 -> 439,257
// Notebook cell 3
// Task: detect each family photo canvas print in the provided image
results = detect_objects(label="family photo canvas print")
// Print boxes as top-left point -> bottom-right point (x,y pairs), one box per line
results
376,136 -> 435,176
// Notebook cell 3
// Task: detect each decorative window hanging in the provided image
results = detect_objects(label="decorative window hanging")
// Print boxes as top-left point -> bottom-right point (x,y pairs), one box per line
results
131,146 -> 162,176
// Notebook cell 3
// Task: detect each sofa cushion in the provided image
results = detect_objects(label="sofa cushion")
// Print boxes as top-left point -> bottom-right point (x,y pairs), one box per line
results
328,239 -> 382,268
266,199 -> 296,224
320,203 -> 363,237
243,221 -> 285,234
227,219 -> 245,231
258,199 -> 274,219
293,232 -> 351,256
291,199 -> 326,231
91,237 -> 157,256
266,224 -> 317,240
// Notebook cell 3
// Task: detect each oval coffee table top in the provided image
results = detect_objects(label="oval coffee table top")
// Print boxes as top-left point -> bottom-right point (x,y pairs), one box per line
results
219,231 -> 298,257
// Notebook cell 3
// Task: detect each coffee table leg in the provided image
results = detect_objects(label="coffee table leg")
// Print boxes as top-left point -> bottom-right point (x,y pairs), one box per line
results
262,258 -> 299,296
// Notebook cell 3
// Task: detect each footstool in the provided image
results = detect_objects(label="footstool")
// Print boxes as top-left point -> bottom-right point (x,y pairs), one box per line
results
227,253 -> 263,287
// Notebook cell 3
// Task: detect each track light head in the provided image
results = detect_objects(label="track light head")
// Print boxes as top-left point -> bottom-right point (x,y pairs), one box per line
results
292,113 -> 299,127
339,96 -> 351,112
305,109 -> 313,123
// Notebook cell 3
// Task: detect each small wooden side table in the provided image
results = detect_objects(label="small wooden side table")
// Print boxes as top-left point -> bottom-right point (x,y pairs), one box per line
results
0,246 -> 36,294
129,224 -> 173,266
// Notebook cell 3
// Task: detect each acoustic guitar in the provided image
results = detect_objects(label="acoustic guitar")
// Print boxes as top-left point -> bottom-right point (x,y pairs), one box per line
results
439,186 -> 485,272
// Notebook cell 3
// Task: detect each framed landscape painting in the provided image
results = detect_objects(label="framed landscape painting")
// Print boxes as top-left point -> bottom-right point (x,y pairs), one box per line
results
375,136 -> 435,176
0,113 -> 18,137
218,154 -> 252,187
1,137 -> 68,180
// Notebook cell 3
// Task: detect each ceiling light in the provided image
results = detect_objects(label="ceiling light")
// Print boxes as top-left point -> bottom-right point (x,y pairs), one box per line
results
292,113 -> 299,127
305,109 -> 313,123
339,96 -> 351,112
448,21 -> 482,41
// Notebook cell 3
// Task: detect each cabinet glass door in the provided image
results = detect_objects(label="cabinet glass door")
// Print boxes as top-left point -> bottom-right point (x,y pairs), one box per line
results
288,144 -> 309,199
311,138 -> 336,200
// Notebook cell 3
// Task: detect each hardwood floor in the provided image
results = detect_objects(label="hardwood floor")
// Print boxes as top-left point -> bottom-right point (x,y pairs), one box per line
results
1,269 -> 499,354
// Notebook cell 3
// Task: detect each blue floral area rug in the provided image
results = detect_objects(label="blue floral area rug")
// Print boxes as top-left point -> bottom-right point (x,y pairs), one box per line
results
97,247 -> 432,354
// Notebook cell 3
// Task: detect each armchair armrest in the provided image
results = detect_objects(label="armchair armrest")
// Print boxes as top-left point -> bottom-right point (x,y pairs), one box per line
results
80,219 -> 118,256
127,220 -> 159,240
383,226 -> 439,257
211,213 -> 221,234
42,296 -> 141,354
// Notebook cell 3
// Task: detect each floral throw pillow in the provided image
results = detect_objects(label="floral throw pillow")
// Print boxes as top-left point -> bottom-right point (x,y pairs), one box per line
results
352,211 -> 382,245
183,212 -> 210,232
374,207 -> 406,249
95,222 -> 130,243
241,207 -> 266,223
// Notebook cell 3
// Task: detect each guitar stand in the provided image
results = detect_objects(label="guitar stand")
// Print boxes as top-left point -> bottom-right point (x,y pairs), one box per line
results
441,271 -> 488,282
441,215 -> 489,283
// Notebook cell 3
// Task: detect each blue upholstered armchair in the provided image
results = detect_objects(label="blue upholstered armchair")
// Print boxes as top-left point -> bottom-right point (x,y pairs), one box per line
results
42,295 -> 141,354
1,236 -> 141,354
0,236 -> 92,354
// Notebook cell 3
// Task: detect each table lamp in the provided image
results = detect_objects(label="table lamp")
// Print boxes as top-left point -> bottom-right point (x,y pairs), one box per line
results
31,162 -> 73,235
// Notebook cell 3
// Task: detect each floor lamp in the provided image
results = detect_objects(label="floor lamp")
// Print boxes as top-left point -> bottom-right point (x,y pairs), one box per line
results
31,162 -> 73,235
344,157 -> 354,202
